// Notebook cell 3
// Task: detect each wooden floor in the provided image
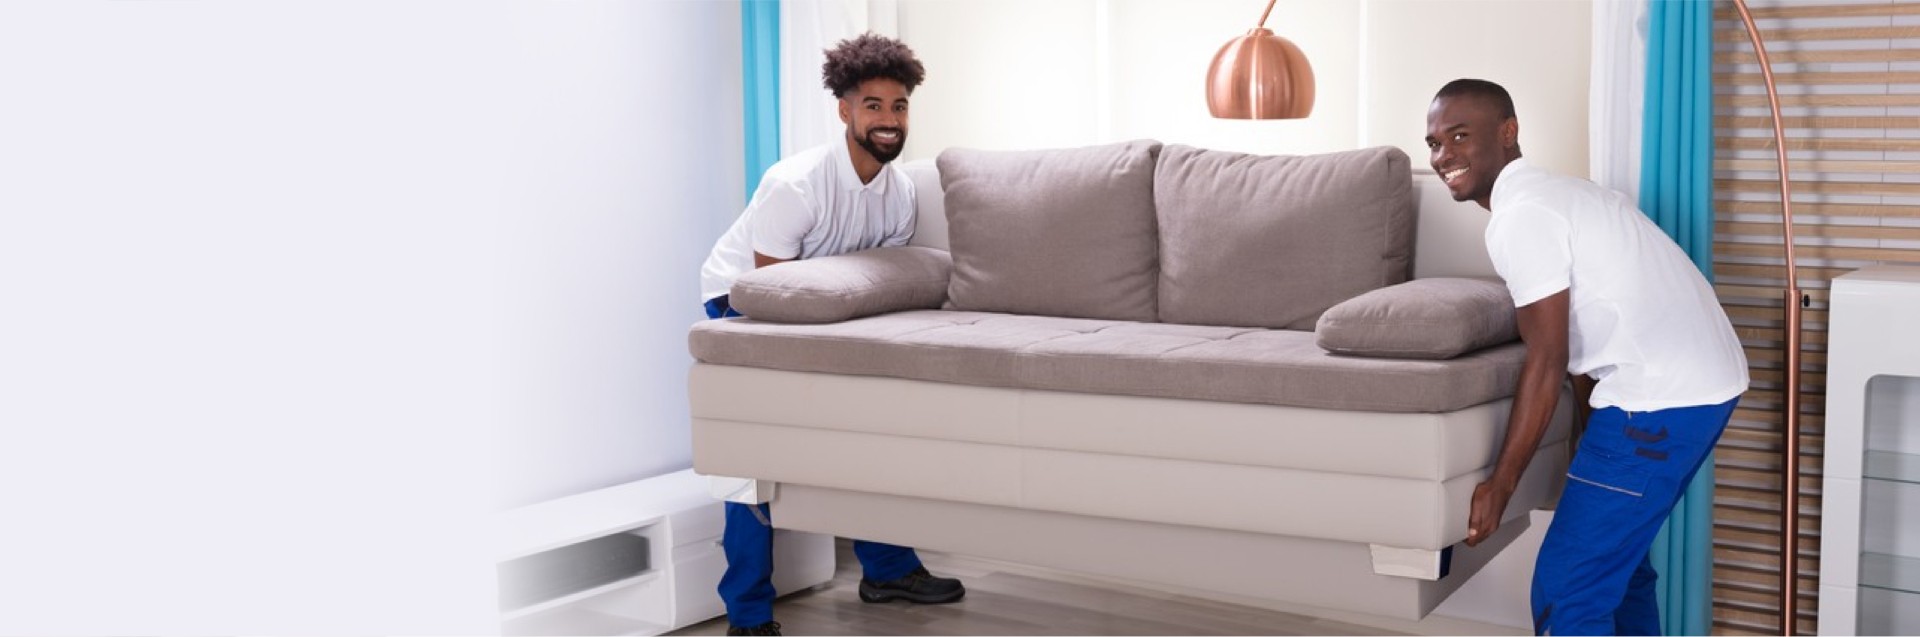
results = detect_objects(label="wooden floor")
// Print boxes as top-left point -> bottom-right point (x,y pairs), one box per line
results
667,540 -> 1403,636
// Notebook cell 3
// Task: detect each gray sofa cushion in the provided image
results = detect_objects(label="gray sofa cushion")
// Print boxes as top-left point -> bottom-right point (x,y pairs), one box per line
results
937,140 -> 1162,322
1320,278 -> 1512,360
688,310 -> 1525,413
728,246 -> 952,324
1154,145 -> 1415,330
1316,277 -> 1518,359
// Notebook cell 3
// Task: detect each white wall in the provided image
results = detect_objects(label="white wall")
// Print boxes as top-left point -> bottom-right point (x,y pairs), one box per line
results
1365,0 -> 1593,178
896,0 -> 1591,179
898,0 -> 1105,157
492,1 -> 743,510
0,0 -> 740,632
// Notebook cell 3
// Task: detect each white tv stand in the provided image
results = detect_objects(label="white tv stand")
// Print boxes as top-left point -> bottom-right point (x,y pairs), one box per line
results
494,469 -> 835,635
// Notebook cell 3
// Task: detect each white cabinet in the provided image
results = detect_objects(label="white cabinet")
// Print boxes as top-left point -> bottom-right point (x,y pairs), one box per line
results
495,470 -> 835,636
1819,265 -> 1920,636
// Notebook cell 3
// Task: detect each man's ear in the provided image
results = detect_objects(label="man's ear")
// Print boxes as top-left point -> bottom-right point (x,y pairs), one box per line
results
837,98 -> 851,126
1501,117 -> 1519,150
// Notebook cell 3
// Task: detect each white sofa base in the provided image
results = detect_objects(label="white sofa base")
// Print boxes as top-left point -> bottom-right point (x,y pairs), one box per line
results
770,484 -> 1531,620
690,362 -> 1572,621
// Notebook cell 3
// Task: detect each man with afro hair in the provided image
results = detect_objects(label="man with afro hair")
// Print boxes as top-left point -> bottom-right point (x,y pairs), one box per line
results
698,33 -> 962,637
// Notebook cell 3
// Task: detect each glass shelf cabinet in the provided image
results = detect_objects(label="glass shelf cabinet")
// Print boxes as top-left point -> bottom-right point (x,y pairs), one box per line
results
1819,265 -> 1920,636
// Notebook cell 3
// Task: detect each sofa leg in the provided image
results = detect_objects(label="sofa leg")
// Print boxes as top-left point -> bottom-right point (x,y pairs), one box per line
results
1368,544 -> 1454,581
707,475 -> 778,505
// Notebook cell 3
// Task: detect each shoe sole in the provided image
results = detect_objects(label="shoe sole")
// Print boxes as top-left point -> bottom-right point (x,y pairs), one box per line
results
857,584 -> 965,605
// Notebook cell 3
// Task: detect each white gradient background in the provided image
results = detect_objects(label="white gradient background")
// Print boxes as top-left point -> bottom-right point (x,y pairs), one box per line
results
0,0 -> 741,632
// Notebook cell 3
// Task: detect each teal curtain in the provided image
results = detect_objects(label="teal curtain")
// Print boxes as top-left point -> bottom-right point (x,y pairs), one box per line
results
742,0 -> 780,198
1639,0 -> 1716,634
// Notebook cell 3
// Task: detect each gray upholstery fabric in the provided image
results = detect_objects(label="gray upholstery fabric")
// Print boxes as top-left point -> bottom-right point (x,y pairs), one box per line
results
1316,277 -> 1519,359
728,246 -> 951,324
688,310 -> 1524,413
1154,145 -> 1415,329
937,140 -> 1162,322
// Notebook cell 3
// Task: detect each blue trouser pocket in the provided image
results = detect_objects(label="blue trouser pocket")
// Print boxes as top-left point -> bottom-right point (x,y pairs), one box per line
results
1566,448 -> 1652,500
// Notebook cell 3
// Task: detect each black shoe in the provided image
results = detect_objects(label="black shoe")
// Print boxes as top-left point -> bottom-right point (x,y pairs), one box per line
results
858,566 -> 965,604
726,621 -> 781,636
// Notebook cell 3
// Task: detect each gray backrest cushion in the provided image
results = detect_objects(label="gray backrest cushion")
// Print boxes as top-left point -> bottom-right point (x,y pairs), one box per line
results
1315,277 -> 1518,359
1155,145 -> 1415,329
938,140 -> 1162,322
729,246 -> 951,324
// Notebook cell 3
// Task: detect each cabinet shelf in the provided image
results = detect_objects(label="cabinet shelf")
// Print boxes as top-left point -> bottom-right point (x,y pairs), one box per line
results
501,569 -> 662,622
1864,450 -> 1920,486
1860,553 -> 1920,596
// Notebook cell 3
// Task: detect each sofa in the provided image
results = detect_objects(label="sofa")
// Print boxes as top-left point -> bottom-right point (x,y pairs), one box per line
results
685,141 -> 1571,621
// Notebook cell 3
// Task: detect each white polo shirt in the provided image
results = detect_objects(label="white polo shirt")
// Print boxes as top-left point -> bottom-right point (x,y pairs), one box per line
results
699,139 -> 916,302
1485,157 -> 1748,412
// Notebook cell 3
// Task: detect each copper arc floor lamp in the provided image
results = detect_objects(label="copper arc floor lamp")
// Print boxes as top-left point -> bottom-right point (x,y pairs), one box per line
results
1729,1 -> 1806,634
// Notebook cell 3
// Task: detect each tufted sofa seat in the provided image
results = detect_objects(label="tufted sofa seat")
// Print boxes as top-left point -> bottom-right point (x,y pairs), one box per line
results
691,310 -> 1526,414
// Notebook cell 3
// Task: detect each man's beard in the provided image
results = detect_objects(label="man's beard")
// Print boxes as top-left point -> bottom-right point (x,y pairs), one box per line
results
855,127 -> 905,164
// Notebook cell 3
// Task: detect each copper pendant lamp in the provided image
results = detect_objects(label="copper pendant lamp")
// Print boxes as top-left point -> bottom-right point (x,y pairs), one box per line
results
1206,0 -> 1315,119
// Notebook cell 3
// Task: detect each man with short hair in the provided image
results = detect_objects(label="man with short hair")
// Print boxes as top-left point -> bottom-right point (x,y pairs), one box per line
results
698,33 -> 964,637
1424,78 -> 1747,636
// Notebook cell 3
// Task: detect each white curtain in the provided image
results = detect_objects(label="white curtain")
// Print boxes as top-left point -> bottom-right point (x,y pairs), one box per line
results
782,0 -> 905,156
1590,0 -> 1649,199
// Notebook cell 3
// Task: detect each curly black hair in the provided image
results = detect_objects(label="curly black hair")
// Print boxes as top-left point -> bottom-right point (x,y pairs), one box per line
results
822,33 -> 925,98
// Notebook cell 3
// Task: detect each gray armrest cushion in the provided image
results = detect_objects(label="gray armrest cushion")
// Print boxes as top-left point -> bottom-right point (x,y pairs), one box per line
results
1315,278 -> 1519,360
729,246 -> 952,324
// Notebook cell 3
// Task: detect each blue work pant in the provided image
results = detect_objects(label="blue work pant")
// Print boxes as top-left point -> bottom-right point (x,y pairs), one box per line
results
717,502 -> 923,626
1532,397 -> 1737,635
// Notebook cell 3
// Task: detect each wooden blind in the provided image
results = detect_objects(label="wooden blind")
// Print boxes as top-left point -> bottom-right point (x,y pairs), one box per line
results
1711,1 -> 1920,634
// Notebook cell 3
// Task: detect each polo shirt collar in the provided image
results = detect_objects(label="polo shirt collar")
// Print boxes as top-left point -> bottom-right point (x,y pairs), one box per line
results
832,134 -> 892,195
